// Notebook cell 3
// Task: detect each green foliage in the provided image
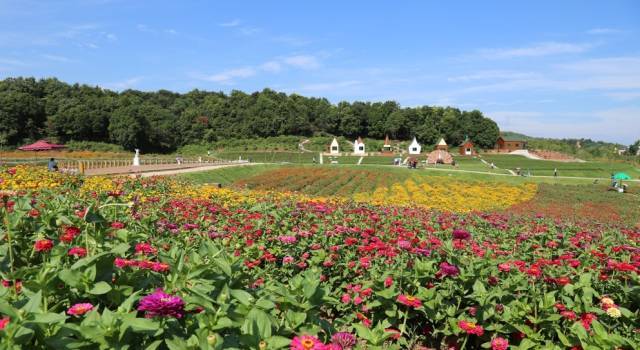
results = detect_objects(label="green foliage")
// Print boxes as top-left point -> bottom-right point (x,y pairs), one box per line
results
1,77 -> 499,153
65,141 -> 125,153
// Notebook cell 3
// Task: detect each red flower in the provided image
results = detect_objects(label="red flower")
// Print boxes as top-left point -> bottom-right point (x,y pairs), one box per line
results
561,310 -> 577,321
580,313 -> 597,331
0,317 -> 9,330
67,303 -> 94,316
28,209 -> 40,217
68,247 -> 87,258
384,276 -> 394,288
555,276 -> 571,286
397,294 -> 422,308
458,320 -> 484,336
34,239 -> 53,252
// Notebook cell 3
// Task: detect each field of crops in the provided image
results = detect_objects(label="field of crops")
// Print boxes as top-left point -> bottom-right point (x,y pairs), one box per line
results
0,166 -> 638,349
480,155 -> 639,178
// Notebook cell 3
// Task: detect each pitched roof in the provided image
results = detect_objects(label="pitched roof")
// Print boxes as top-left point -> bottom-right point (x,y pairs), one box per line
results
437,138 -> 447,146
498,135 -> 527,142
18,140 -> 66,151
384,135 -> 390,146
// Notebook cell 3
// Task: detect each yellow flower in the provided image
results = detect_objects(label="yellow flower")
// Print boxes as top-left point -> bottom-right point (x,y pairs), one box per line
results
606,307 -> 621,318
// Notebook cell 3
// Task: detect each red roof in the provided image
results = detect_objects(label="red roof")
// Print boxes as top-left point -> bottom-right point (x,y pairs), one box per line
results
18,140 -> 66,151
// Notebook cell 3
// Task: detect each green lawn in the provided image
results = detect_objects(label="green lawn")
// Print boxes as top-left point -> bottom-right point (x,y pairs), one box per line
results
480,154 -> 639,178
177,164 -> 280,185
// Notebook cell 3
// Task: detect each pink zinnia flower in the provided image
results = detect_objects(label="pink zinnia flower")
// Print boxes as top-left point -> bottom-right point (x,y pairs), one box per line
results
283,256 -> 295,264
290,334 -> 325,350
341,293 -> 351,304
138,289 -> 185,318
439,262 -> 460,277
491,337 -> 509,350
68,247 -> 87,258
397,294 -> 422,308
458,320 -> 484,336
135,242 -> 157,255
67,303 -> 94,316
34,239 -> 53,252
111,222 -> 125,229
0,317 -> 9,330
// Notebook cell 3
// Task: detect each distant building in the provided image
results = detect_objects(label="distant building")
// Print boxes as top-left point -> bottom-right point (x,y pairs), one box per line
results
435,138 -> 448,151
459,139 -> 476,156
495,136 -> 527,152
426,150 -> 453,164
382,135 -> 392,154
408,137 -> 422,155
329,137 -> 340,155
353,137 -> 366,155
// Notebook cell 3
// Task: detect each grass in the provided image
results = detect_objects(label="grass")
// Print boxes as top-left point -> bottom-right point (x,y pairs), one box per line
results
176,164 -> 280,185
480,154 -> 639,178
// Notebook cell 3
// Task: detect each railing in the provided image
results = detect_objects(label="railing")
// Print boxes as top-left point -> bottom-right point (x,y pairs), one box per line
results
1,157 -> 235,174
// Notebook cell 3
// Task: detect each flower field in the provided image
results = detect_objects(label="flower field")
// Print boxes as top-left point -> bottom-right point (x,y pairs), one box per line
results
0,166 -> 639,349
236,168 -> 537,212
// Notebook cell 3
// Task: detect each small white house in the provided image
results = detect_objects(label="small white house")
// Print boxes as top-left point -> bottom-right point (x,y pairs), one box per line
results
329,137 -> 340,155
353,137 -> 365,155
408,137 -> 421,155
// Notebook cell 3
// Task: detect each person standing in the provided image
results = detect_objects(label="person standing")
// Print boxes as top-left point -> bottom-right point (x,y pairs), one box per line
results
554,168 -> 558,177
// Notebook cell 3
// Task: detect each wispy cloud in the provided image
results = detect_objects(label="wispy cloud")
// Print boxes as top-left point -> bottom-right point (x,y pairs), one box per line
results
448,70 -> 538,82
42,54 -> 73,63
0,57 -> 28,66
282,55 -> 320,69
587,27 -> 622,35
477,41 -> 594,59
260,61 -> 282,73
136,24 -> 151,32
219,19 -> 241,27
103,77 -> 144,90
297,80 -> 361,92
605,91 -> 640,101
488,108 -> 639,144
201,67 -> 256,84
164,29 -> 177,35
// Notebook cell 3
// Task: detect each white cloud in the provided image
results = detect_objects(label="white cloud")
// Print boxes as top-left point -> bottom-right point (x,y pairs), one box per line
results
219,19 -> 241,27
282,55 -> 320,69
477,42 -> 594,59
106,33 -> 117,41
488,108 -> 640,144
0,57 -> 27,66
103,77 -> 143,90
587,28 -> 622,35
136,24 -> 151,32
42,54 -> 72,63
606,91 -> 640,101
239,27 -> 261,36
202,67 -> 256,84
297,80 -> 361,92
448,70 -> 538,82
261,61 -> 282,73
165,29 -> 177,35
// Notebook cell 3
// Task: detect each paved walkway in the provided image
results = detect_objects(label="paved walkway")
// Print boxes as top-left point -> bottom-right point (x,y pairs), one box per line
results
83,161 -> 250,176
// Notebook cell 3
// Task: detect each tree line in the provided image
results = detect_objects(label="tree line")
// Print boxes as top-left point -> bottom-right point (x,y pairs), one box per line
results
0,77 -> 500,152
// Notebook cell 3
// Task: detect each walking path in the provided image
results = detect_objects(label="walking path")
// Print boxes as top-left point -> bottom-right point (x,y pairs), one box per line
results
83,161 -> 250,176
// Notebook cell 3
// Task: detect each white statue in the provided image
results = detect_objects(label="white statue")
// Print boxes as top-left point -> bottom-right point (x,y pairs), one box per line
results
133,149 -> 140,166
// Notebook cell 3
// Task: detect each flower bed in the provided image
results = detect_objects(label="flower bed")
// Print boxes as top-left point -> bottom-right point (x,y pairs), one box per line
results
0,168 -> 638,349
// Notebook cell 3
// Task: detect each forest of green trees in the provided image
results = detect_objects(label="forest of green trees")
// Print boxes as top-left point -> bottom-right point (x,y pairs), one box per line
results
0,77 -> 502,152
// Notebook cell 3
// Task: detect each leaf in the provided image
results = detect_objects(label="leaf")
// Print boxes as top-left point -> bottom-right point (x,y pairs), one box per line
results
255,298 -> 275,310
22,291 -> 42,313
472,279 -> 486,294
110,243 -> 130,255
578,273 -> 591,286
353,323 -> 374,342
88,281 -> 112,295
230,289 -> 254,306
214,257 -> 232,277
267,336 -> 292,349
58,269 -> 82,288
165,337 -> 188,350
556,329 -> 573,347
145,340 -> 163,350
285,310 -> 307,329
29,312 -> 67,324
125,318 -> 159,332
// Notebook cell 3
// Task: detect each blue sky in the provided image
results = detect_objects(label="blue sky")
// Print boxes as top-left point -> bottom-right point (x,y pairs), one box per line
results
1,0 -> 639,144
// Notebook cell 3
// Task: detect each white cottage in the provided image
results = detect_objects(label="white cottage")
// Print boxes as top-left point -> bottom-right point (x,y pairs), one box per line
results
408,137 -> 421,155
353,137 -> 366,155
329,137 -> 340,155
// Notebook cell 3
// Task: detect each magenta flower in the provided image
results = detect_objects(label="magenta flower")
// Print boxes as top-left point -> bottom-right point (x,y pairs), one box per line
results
439,262 -> 460,277
290,335 -> 325,350
67,303 -> 94,316
331,332 -> 356,349
137,289 -> 185,318
452,229 -> 471,240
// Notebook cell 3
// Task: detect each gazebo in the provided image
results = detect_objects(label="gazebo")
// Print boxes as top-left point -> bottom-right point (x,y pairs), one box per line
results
18,140 -> 66,151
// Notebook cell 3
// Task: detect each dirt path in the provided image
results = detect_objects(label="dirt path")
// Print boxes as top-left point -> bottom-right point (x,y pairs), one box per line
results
138,162 -> 259,177
83,161 -> 253,177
